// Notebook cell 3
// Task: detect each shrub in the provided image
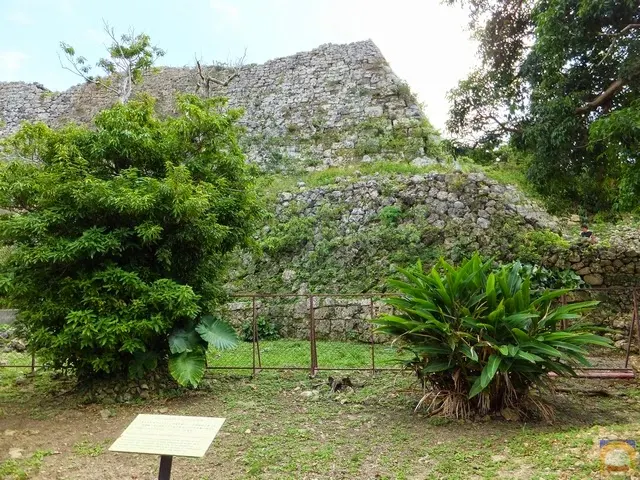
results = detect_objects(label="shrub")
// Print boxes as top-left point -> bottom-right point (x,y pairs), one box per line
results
517,263 -> 584,290
515,229 -> 569,263
373,254 -> 611,419
241,316 -> 281,342
0,94 -> 260,387
378,206 -> 402,226
261,216 -> 315,255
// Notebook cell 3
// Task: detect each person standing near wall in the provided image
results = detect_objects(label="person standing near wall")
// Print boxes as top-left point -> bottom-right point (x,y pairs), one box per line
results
580,224 -> 598,244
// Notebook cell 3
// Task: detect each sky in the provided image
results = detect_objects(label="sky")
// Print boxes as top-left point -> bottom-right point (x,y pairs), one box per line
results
0,0 -> 478,131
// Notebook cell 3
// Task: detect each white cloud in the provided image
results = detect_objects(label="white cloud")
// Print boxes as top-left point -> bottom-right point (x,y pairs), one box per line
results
6,11 -> 32,26
0,51 -> 28,80
210,0 -> 241,27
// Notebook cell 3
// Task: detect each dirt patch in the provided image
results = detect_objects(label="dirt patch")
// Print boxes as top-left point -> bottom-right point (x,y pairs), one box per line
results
1,371 -> 639,479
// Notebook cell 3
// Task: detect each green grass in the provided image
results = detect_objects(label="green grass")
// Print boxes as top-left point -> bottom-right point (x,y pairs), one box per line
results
481,161 -> 540,199
256,160 -> 457,203
199,373 -> 640,479
207,339 -> 406,371
72,440 -> 109,457
0,352 -> 39,399
255,157 -> 552,214
2,356 -> 640,478
0,450 -> 52,480
2,339 -> 406,381
2,340 -> 405,373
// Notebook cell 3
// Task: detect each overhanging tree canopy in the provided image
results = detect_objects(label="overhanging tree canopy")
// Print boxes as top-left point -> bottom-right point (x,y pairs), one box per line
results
447,0 -> 640,211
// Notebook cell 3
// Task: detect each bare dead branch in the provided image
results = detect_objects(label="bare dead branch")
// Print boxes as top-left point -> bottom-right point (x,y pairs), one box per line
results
193,49 -> 247,96
196,58 -> 206,81
208,73 -> 239,87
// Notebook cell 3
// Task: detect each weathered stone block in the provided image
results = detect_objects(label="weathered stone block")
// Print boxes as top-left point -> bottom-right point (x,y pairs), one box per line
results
583,274 -> 604,286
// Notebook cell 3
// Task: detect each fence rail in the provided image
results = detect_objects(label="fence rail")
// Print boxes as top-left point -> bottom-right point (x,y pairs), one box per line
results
2,287 -> 639,376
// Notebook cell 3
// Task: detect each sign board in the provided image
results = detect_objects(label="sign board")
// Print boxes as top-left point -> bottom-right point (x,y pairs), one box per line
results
109,414 -> 225,458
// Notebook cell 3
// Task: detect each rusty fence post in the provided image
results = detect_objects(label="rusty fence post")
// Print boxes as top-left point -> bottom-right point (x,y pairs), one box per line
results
309,295 -> 318,376
370,297 -> 376,374
560,294 -> 566,330
30,351 -> 35,375
624,289 -> 638,369
634,290 -> 640,366
251,295 -> 262,376
252,295 -> 257,376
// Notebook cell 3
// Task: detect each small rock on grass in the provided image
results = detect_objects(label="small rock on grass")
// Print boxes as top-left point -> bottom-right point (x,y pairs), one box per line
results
8,448 -> 23,459
99,409 -> 114,420
300,390 -> 318,398
501,407 -> 520,421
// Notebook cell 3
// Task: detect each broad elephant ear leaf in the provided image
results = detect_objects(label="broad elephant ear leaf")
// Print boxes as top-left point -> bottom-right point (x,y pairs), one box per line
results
128,350 -> 159,379
168,328 -> 203,354
168,350 -> 206,388
196,315 -> 239,351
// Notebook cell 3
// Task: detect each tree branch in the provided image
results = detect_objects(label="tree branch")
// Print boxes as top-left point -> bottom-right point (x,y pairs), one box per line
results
597,24 -> 640,66
193,49 -> 246,96
487,114 -> 520,133
208,73 -> 239,87
103,20 -> 133,103
57,53 -> 121,97
604,23 -> 640,36
575,79 -> 626,114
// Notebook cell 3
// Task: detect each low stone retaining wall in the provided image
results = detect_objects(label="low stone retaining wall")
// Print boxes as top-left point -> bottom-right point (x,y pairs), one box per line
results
221,296 -> 394,343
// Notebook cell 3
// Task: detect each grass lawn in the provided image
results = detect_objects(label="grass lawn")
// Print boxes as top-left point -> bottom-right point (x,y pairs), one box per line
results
207,339 -> 405,371
1,346 -> 639,479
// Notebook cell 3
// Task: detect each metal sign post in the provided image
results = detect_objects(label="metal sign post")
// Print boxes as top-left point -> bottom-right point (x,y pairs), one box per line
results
158,455 -> 173,480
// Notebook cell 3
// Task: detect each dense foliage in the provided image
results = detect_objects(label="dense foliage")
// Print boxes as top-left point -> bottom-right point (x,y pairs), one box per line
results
447,0 -> 640,211
0,95 -> 259,385
374,255 -> 611,419
241,316 -> 282,342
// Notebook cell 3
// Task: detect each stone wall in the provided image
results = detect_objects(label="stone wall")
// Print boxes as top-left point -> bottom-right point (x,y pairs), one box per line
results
222,296 -> 393,343
236,170 -> 639,292
226,171 -> 640,351
220,289 -> 640,353
230,170 -> 562,294
0,309 -> 17,324
547,226 -> 640,287
0,40 -> 429,171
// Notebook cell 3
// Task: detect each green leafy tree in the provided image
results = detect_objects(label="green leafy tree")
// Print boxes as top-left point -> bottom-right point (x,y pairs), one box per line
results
447,0 -> 640,211
373,254 -> 611,419
60,21 -> 165,103
0,94 -> 259,386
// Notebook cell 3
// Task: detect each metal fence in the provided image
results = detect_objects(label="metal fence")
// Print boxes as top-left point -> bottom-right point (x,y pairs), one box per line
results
211,293 -> 400,375
209,288 -> 640,375
1,287 -> 639,376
